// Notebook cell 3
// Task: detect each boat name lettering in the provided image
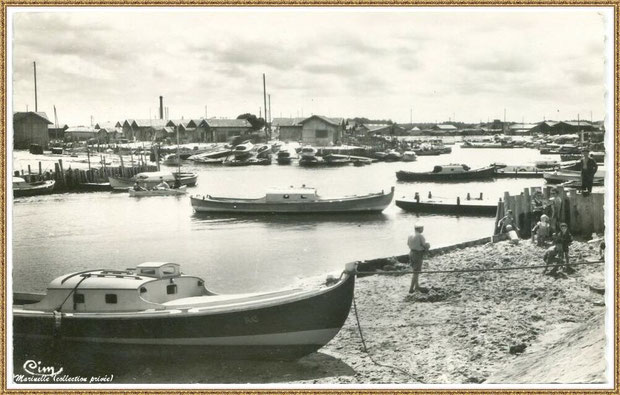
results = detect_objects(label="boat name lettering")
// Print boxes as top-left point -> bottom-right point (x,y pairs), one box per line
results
243,315 -> 259,324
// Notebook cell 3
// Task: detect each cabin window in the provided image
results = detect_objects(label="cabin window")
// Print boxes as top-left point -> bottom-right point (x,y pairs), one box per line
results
140,269 -> 156,275
315,129 -> 328,138
73,293 -> 85,304
167,284 -> 177,295
162,266 -> 176,275
283,194 -> 289,199
105,294 -> 118,304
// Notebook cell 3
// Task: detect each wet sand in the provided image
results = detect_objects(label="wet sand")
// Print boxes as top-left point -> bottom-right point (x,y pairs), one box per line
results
13,240 -> 606,387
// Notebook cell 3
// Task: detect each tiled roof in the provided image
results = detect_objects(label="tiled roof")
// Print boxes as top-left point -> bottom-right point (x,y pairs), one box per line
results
272,117 -> 305,127
202,118 -> 252,128
132,119 -> 168,128
300,115 -> 344,126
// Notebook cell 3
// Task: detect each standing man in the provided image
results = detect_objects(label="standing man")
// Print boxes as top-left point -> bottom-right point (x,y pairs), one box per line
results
408,224 -> 431,294
580,149 -> 598,196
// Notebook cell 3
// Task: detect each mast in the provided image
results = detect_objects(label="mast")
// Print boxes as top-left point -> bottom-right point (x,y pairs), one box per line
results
33,61 -> 38,112
263,73 -> 269,139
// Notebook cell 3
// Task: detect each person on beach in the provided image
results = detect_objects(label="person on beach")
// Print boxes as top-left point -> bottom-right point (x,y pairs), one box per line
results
498,210 -> 520,235
548,188 -> 563,232
554,222 -> 573,273
579,149 -> 598,196
408,223 -> 430,294
530,190 -> 545,225
531,214 -> 551,246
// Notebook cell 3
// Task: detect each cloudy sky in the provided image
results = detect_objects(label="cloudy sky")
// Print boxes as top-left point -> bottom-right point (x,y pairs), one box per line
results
10,8 -> 610,126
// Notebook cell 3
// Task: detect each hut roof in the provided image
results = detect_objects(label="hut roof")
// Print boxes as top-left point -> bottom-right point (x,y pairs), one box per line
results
272,117 -> 305,127
300,115 -> 344,126
13,111 -> 53,124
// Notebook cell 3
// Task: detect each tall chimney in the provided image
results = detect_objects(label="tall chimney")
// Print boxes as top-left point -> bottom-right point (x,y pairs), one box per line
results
159,96 -> 163,120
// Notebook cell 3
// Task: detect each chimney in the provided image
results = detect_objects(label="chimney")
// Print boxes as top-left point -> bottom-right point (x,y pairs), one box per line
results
159,96 -> 163,120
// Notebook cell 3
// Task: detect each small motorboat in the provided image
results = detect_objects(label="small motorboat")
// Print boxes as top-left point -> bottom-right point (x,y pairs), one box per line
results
298,147 -> 324,167
13,177 -> 56,197
13,262 -> 356,360
108,171 -> 197,190
402,151 -> 417,162
254,144 -> 272,159
232,142 -> 254,158
276,150 -> 297,165
396,164 -> 496,182
162,153 -> 183,167
543,169 -> 605,185
384,150 -> 402,162
190,186 -> 395,213
396,193 -> 498,216
189,149 -> 232,163
128,186 -> 187,197
323,154 -> 352,166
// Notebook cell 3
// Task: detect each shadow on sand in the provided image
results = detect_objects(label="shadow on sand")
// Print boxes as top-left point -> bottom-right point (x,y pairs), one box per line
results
13,347 -> 355,384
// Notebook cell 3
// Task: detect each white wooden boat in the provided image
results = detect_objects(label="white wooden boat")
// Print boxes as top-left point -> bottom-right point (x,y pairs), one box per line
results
402,151 -> 417,162
543,169 -> 605,185
128,186 -> 187,197
396,164 -> 496,182
13,262 -> 356,360
109,171 -> 197,190
190,186 -> 395,213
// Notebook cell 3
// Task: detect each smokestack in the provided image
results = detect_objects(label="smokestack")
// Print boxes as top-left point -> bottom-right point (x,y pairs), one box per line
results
159,96 -> 163,120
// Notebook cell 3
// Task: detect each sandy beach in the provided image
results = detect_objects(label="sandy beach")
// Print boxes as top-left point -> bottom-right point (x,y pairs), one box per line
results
31,238 -> 604,387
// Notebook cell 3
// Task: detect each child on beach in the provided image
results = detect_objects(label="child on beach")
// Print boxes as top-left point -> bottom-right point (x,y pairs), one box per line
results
531,214 -> 551,246
498,210 -> 520,235
543,223 -> 573,275
407,223 -> 430,294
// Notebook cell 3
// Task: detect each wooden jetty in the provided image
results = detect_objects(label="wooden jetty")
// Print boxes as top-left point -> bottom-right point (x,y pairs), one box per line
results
13,159 -> 158,194
395,192 -> 498,216
495,186 -> 604,237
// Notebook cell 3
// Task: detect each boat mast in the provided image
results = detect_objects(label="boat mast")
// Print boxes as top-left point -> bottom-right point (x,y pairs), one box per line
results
176,123 -> 180,175
33,61 -> 38,112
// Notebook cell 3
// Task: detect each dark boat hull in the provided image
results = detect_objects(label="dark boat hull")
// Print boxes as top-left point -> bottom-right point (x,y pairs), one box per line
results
395,199 -> 497,216
14,272 -> 355,361
396,166 -> 496,182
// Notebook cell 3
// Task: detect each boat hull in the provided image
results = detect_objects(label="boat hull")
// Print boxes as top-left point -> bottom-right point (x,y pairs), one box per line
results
13,180 -> 56,197
395,199 -> 497,216
191,189 -> 394,213
13,272 -> 355,360
109,173 -> 197,190
396,166 -> 496,182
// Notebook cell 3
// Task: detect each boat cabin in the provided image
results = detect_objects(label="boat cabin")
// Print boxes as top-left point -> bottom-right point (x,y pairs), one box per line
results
21,262 -> 210,313
432,164 -> 471,173
265,187 -> 318,202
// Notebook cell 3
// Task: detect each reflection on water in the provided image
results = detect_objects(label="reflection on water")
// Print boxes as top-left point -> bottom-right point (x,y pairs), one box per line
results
191,211 -> 389,228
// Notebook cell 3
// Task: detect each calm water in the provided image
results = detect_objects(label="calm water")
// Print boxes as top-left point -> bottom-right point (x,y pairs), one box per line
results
11,145 -> 549,294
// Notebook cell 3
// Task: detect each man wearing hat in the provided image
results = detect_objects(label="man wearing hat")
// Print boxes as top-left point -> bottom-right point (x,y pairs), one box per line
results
407,223 -> 431,293
580,148 -> 598,196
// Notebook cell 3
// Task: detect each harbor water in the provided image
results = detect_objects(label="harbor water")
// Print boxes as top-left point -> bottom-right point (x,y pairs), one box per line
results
11,145 -> 548,294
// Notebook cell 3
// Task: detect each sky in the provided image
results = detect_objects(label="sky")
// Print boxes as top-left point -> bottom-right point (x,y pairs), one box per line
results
10,8 -> 610,126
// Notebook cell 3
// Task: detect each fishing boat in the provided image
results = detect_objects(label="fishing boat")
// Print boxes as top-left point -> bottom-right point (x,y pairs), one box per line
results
13,177 -> 56,197
461,141 -> 514,149
534,160 -> 561,170
384,150 -> 402,162
323,154 -> 352,166
543,169 -> 605,185
13,261 -> 356,360
109,171 -> 197,190
395,194 -> 498,216
162,153 -> 183,167
276,150 -> 297,165
402,151 -> 417,162
494,165 -> 545,178
559,151 -> 605,163
189,149 -> 232,164
233,142 -> 254,158
255,144 -> 272,159
128,186 -> 187,197
396,164 -> 496,182
298,147 -> 325,167
190,186 -> 395,213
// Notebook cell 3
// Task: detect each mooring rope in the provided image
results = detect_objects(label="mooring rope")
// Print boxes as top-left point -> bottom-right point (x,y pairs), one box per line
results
356,259 -> 604,276
352,294 -> 420,381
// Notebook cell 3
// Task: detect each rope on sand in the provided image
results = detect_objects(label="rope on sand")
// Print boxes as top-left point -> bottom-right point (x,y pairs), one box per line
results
352,295 -> 421,381
356,259 -> 604,276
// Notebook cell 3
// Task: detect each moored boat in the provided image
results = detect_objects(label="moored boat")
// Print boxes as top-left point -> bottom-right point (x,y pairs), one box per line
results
13,177 -> 56,197
233,142 -> 254,158
108,171 -> 197,190
276,150 -> 296,165
13,261 -> 356,360
402,151 -> 417,162
395,195 -> 498,216
396,164 -> 496,182
190,186 -> 395,213
128,186 -> 187,197
543,169 -> 605,185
